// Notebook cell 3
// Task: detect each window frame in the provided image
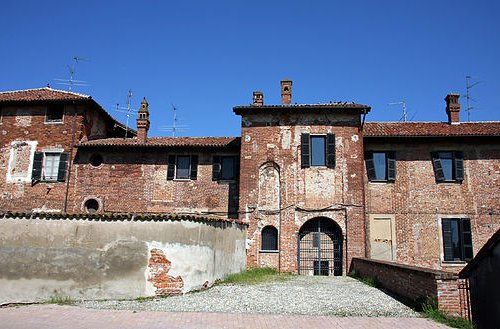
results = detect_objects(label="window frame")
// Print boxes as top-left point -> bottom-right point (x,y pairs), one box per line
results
167,154 -> 198,181
32,150 -> 69,183
175,155 -> 191,180
365,151 -> 396,182
261,225 -> 279,251
432,151 -> 464,183
212,155 -> 239,181
44,104 -> 65,124
301,133 -> 335,168
441,218 -> 473,263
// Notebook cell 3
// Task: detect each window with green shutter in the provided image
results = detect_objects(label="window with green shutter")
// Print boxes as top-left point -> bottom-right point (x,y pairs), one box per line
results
365,151 -> 396,182
431,151 -> 464,183
441,218 -> 473,262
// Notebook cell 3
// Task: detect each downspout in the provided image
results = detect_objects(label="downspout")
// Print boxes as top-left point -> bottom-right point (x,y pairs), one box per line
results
278,171 -> 282,274
63,100 -> 78,213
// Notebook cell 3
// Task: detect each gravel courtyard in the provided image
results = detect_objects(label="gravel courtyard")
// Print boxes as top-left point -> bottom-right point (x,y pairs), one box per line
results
79,276 -> 418,317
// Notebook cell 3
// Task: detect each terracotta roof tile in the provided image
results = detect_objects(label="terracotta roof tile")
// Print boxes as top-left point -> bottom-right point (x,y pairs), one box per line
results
0,87 -> 91,102
363,122 -> 500,137
77,136 -> 241,148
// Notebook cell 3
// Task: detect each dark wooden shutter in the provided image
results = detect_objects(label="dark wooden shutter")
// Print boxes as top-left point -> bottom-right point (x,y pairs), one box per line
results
57,152 -> 69,182
212,156 -> 221,181
461,219 -> 473,261
167,155 -> 176,180
365,152 -> 375,181
234,155 -> 240,181
190,155 -> 198,180
387,152 -> 396,181
326,133 -> 336,168
32,152 -> 43,181
301,133 -> 310,168
442,219 -> 453,261
454,151 -> 464,182
431,152 -> 445,182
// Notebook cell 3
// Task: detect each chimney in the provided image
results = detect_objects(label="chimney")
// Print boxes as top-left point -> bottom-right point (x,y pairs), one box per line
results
445,93 -> 460,124
253,91 -> 264,106
136,97 -> 150,143
281,79 -> 292,104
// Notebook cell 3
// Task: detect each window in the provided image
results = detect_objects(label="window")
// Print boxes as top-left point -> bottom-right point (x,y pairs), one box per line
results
442,218 -> 473,262
212,155 -> 238,181
432,151 -> 464,183
45,104 -> 64,123
32,152 -> 68,182
301,133 -> 335,168
261,226 -> 278,251
89,153 -> 103,167
167,155 -> 198,180
84,199 -> 99,213
365,151 -> 396,181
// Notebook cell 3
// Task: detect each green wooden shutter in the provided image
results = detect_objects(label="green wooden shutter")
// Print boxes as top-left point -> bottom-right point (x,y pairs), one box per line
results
32,152 -> 43,181
442,219 -> 454,261
326,133 -> 336,168
432,152 -> 445,182
454,151 -> 464,182
301,133 -> 310,168
387,152 -> 396,181
212,156 -> 221,181
365,152 -> 375,181
167,155 -> 176,180
190,155 -> 198,180
57,152 -> 69,182
461,219 -> 473,261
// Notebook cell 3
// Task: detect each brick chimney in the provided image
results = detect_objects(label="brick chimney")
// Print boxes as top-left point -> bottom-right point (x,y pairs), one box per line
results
136,97 -> 150,143
253,91 -> 263,106
445,93 -> 461,124
281,79 -> 292,105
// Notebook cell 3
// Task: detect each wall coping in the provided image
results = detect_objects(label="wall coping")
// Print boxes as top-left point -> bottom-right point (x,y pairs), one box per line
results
352,257 -> 458,280
0,211 -> 248,227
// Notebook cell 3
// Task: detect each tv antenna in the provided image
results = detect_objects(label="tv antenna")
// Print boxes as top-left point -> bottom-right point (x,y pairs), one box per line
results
465,76 -> 480,122
114,89 -> 136,138
388,101 -> 408,122
54,56 -> 89,91
159,104 -> 189,137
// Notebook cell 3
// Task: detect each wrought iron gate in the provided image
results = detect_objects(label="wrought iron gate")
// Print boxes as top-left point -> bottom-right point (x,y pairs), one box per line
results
298,217 -> 342,276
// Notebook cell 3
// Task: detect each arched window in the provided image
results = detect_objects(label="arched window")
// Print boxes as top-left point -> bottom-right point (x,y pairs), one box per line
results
261,226 -> 278,251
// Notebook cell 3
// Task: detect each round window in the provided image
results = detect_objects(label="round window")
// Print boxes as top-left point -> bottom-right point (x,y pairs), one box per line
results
90,153 -> 103,167
84,199 -> 99,213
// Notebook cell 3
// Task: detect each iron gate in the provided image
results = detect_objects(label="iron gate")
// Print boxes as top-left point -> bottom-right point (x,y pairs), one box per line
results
298,217 -> 342,276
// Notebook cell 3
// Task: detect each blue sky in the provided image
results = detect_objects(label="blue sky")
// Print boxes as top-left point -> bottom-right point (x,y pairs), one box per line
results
1,1 -> 499,137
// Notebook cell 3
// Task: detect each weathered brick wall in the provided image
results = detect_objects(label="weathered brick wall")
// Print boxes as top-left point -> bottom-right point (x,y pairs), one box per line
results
239,112 -> 366,274
351,257 -> 467,316
72,149 -> 239,215
0,103 -> 96,212
364,138 -> 500,272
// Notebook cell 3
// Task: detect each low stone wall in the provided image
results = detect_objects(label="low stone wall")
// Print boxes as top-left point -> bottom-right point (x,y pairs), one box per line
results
0,213 -> 246,304
350,257 -> 468,316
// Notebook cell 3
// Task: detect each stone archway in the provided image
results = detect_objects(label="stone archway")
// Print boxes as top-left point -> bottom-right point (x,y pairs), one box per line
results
298,217 -> 343,276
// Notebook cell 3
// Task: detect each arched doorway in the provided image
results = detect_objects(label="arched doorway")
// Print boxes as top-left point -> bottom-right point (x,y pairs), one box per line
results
298,217 -> 343,276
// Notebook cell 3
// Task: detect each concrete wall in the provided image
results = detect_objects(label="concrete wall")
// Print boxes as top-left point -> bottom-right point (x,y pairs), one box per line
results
364,138 -> 500,272
0,215 -> 246,304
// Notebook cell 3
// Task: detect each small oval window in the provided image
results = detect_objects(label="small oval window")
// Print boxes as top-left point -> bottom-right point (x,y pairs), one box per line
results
84,199 -> 99,213
90,153 -> 103,167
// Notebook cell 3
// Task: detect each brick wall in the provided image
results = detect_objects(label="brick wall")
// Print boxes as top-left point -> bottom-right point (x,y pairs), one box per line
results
364,138 -> 500,272
72,148 -> 239,215
238,111 -> 366,274
351,257 -> 468,317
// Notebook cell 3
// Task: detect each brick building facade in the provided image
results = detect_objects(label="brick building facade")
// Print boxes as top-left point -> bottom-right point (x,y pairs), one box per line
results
1,82 -> 499,276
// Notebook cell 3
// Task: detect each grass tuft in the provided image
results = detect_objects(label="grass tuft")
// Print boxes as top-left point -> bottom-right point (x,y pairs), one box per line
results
348,270 -> 380,288
219,267 -> 295,285
421,296 -> 475,329
46,294 -> 74,305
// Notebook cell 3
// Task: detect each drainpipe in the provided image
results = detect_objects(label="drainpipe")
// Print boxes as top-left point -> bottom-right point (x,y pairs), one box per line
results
278,173 -> 282,274
63,101 -> 78,213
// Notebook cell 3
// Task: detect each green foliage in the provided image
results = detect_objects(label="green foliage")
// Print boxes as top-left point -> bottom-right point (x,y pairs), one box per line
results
46,294 -> 74,305
219,267 -> 295,285
421,296 -> 475,329
348,271 -> 380,288
134,296 -> 156,302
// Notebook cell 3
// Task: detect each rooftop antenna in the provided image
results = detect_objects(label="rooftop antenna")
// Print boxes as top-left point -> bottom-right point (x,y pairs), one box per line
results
158,104 -> 189,137
54,56 -> 89,91
465,76 -> 480,122
114,89 -> 136,138
388,101 -> 408,122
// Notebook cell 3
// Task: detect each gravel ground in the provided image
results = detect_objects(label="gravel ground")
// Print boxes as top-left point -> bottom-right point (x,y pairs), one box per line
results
79,276 -> 418,317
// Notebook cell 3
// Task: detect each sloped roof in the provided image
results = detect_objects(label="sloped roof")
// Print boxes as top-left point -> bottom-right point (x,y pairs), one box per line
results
460,229 -> 500,278
78,136 -> 241,148
364,122 -> 500,137
0,87 -> 135,136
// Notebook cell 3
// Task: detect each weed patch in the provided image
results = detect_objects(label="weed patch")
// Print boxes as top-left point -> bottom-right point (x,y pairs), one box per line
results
421,296 -> 474,329
45,295 -> 74,305
219,267 -> 295,285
